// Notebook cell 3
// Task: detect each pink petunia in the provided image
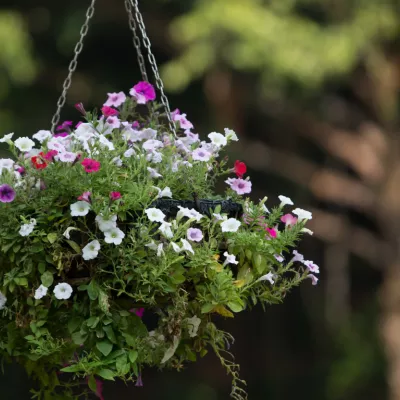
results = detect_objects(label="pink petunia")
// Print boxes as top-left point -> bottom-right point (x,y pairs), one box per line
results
130,81 -> 156,104
171,108 -> 194,130
101,106 -> 119,117
78,191 -> 91,202
104,91 -> 126,108
110,191 -> 122,201
266,227 -> 277,238
225,178 -> 252,195
105,116 -> 121,129
281,213 -> 298,226
192,147 -> 211,162
81,158 -> 100,173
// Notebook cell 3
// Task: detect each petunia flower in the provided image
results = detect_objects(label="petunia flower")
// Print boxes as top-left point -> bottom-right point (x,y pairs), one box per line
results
82,240 -> 101,260
0,292 -> 7,309
225,178 -> 252,195
34,285 -> 48,300
281,214 -> 298,226
110,192 -> 122,201
224,128 -> 239,141
257,272 -> 275,285
208,132 -> 227,148
104,227 -> 125,245
54,283 -> 73,300
19,218 -> 37,237
77,191 -> 91,203
192,147 -> 211,162
14,137 -> 35,152
0,184 -> 16,203
145,208 -> 166,223
81,158 -> 101,173
177,206 -> 203,222
147,167 -> 162,178
265,227 -> 277,238
291,250 -> 304,263
159,221 -> 173,239
187,228 -> 203,242
33,130 -> 52,143
0,132 -> 14,143
70,201 -> 91,217
129,81 -> 156,104
234,160 -> 247,178
105,116 -> 121,129
95,214 -> 117,232
292,208 -> 312,221
101,106 -> 119,117
303,260 -> 319,274
223,252 -> 238,267
104,91 -> 126,107
59,151 -> 77,163
153,186 -> 172,199
308,274 -> 319,286
180,239 -> 194,255
0,158 -> 14,173
221,218 -> 241,233
171,109 -> 194,130
278,195 -> 294,207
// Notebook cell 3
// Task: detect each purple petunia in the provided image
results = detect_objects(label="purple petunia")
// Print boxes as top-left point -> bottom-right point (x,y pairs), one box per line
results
129,81 -> 156,104
187,228 -> 203,242
0,184 -> 16,203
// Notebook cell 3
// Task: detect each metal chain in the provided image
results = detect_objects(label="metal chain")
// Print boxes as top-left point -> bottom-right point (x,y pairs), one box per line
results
130,0 -> 177,136
50,0 -> 97,132
124,0 -> 148,82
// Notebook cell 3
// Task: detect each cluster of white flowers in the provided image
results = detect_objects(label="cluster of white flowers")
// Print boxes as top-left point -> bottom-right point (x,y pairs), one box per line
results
19,218 -> 37,237
33,282 -> 73,300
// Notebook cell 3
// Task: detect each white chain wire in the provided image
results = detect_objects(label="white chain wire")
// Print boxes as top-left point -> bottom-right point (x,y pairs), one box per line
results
124,0 -> 148,82
50,0 -> 97,132
130,0 -> 177,136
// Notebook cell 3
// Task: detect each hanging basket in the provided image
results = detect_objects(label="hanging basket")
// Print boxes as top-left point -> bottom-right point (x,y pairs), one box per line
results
0,1 -> 318,399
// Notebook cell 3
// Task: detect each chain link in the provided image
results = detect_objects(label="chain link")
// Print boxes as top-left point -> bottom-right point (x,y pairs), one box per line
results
130,0 -> 177,137
50,0 -> 97,132
124,0 -> 148,82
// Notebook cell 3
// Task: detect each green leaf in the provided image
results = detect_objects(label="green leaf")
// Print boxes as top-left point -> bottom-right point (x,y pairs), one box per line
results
68,317 -> 83,334
97,369 -> 115,381
116,354 -> 129,374
227,300 -> 244,313
66,240 -> 81,254
128,350 -> 138,364
86,316 -> 100,329
87,281 -> 99,301
88,375 -> 97,393
103,325 -> 116,343
96,341 -> 113,357
71,331 -> 87,345
61,364 -> 83,373
47,233 -> 57,244
15,277 -> 28,287
201,303 -> 214,314
40,271 -> 54,287
38,262 -> 46,274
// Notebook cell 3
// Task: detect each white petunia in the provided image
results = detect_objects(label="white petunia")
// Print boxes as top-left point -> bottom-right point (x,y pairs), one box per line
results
171,242 -> 181,253
47,138 -> 66,153
63,227 -> 79,239
258,272 -> 275,285
147,150 -> 163,163
213,213 -> 227,222
177,206 -> 203,222
139,128 -> 157,140
58,151 -> 77,162
0,132 -> 14,143
53,282 -> 73,300
124,148 -> 136,158
70,201 -> 91,217
180,239 -> 194,255
14,137 -> 35,152
82,240 -> 101,261
159,221 -> 173,238
145,240 -> 158,251
33,130 -> 52,143
224,128 -> 238,141
208,132 -> 227,148
0,291 -> 7,309
223,251 -> 238,266
74,123 -> 97,140
143,139 -> 163,152
147,167 -> 162,178
278,195 -> 294,207
0,158 -> 15,174
98,134 -> 115,151
34,284 -> 48,300
19,218 -> 37,237
104,227 -> 125,245
145,208 -> 166,223
221,218 -> 241,233
153,186 -> 172,199
302,228 -> 314,235
157,243 -> 164,257
292,208 -> 312,221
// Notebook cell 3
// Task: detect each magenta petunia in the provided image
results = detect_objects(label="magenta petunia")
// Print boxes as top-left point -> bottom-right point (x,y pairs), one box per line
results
110,191 -> 122,201
130,81 -> 156,104
0,184 -> 16,203
101,106 -> 119,117
81,158 -> 100,173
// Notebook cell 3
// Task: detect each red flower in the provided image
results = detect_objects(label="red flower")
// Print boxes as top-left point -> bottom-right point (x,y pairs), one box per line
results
81,158 -> 101,173
31,155 -> 47,170
110,191 -> 122,201
234,160 -> 247,178
101,106 -> 119,117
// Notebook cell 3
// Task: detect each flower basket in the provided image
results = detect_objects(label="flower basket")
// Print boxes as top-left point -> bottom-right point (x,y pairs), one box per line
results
0,1 -> 318,399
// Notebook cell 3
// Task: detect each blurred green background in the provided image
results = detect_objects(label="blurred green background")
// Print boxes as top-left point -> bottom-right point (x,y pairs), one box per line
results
1,0 -> 400,398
